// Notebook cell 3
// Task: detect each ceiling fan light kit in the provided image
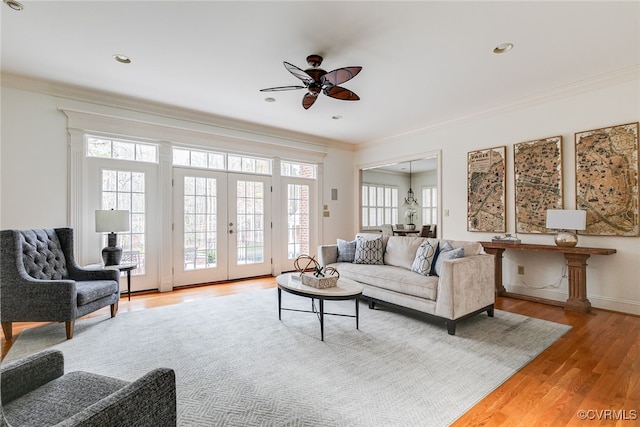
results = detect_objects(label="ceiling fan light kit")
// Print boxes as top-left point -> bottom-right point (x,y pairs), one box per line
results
260,54 -> 362,109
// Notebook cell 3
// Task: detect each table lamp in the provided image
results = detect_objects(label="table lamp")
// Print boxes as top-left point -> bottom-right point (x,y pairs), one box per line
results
95,209 -> 130,265
545,209 -> 586,248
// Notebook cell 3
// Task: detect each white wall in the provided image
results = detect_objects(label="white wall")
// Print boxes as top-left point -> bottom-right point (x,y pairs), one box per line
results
1,88 -> 69,228
356,77 -> 640,315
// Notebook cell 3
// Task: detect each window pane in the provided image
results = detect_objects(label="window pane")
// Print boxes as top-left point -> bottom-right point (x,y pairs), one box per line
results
87,138 -> 111,158
112,141 -> 135,160
136,144 -> 157,162
173,148 -> 190,166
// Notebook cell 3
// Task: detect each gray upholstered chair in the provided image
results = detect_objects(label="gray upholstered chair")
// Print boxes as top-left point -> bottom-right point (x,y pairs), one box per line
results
0,228 -> 120,340
1,349 -> 176,426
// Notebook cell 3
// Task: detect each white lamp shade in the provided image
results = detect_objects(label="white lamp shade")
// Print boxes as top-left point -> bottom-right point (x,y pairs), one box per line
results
545,209 -> 586,231
95,210 -> 130,232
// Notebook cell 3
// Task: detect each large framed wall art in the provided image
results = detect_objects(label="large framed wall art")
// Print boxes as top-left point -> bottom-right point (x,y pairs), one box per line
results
467,146 -> 506,232
575,122 -> 639,236
514,136 -> 563,233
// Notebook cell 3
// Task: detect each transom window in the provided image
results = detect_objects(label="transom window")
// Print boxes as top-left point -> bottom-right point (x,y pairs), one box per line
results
87,136 -> 158,163
362,184 -> 399,227
172,148 -> 272,175
281,161 -> 317,178
228,155 -> 271,175
173,148 -> 225,170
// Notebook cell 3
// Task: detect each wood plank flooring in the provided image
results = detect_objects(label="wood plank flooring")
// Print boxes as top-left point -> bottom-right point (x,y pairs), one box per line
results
2,277 -> 639,426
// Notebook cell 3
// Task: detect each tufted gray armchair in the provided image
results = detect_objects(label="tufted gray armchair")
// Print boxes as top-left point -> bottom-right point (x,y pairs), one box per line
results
0,228 -> 120,340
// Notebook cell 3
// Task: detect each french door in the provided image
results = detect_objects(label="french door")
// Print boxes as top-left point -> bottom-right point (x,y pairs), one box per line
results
173,168 -> 272,286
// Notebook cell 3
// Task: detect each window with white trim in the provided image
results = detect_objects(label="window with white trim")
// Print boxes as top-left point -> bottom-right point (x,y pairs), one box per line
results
281,161 -> 317,178
87,136 -> 158,163
421,186 -> 438,225
362,184 -> 399,227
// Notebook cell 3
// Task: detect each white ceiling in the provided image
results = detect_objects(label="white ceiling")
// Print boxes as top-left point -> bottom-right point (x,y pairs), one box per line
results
2,1 -> 638,146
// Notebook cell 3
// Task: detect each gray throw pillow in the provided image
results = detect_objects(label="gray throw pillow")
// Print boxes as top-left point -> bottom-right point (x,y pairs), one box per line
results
353,235 -> 384,265
337,239 -> 357,262
411,240 -> 439,276
434,246 -> 464,276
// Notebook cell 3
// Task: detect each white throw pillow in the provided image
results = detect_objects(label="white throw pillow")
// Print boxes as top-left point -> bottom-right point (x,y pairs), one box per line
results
411,240 -> 439,276
353,235 -> 384,265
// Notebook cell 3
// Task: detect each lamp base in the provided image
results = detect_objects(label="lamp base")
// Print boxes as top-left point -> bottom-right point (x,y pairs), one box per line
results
102,246 -> 122,266
554,231 -> 578,248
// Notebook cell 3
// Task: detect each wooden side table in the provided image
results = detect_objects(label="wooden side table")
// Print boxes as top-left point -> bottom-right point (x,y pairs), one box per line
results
84,263 -> 137,301
479,242 -> 616,312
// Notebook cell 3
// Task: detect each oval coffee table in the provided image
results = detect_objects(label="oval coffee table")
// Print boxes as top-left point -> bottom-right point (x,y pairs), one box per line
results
276,272 -> 363,341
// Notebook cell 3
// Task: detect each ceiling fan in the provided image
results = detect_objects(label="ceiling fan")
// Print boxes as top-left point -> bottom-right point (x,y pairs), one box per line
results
260,54 -> 362,110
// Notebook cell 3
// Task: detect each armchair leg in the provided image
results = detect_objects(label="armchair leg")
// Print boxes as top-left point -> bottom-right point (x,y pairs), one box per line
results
2,322 -> 12,340
65,320 -> 75,339
111,301 -> 118,318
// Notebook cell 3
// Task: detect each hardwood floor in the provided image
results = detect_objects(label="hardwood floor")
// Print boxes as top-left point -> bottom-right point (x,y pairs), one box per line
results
2,277 -> 638,426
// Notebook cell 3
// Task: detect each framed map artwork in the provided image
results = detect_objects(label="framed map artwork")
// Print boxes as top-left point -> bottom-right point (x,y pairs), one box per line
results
514,136 -> 563,233
467,146 -> 506,232
575,122 -> 639,236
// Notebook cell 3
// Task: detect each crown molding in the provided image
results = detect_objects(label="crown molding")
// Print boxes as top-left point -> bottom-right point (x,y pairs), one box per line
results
358,65 -> 640,150
0,73 -> 356,153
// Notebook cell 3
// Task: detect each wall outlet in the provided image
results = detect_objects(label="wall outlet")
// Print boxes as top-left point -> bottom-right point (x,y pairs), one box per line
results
517,265 -> 525,275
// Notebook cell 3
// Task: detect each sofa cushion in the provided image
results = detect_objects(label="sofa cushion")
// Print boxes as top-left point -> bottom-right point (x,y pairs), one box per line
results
411,239 -> 439,276
336,239 -> 356,262
448,240 -> 482,256
384,236 -> 426,270
329,262 -> 438,301
434,246 -> 465,276
354,235 -> 384,265
76,280 -> 119,306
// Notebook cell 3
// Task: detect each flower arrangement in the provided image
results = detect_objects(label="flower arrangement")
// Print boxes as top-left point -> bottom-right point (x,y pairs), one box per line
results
404,207 -> 417,225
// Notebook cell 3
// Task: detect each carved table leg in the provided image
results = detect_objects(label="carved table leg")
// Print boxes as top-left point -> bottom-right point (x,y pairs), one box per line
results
482,247 -> 506,296
563,253 -> 592,313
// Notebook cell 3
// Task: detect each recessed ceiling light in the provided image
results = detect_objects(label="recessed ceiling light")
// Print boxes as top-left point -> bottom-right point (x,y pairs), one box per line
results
4,0 -> 24,11
493,43 -> 514,54
264,97 -> 276,103
332,115 -> 343,120
113,54 -> 132,64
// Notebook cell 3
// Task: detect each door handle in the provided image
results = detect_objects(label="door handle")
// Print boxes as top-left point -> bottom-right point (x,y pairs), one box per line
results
229,229 -> 234,234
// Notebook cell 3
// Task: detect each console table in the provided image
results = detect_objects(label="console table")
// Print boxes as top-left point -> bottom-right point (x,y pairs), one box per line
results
479,242 -> 616,312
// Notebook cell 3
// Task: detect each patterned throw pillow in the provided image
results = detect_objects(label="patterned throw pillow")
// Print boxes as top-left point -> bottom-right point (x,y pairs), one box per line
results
430,240 -> 451,275
353,236 -> 384,265
411,240 -> 439,276
434,247 -> 465,277
337,239 -> 357,262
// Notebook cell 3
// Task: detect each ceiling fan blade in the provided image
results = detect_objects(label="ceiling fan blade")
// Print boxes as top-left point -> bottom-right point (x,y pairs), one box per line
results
284,62 -> 314,84
324,86 -> 360,101
322,66 -> 362,86
260,85 -> 305,92
302,93 -> 317,109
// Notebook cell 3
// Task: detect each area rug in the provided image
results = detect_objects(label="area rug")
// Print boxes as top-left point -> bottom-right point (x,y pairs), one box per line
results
4,288 -> 571,426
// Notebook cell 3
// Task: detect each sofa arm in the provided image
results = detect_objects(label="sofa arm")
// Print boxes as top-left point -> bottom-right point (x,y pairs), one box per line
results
1,349 -> 65,405
59,368 -> 177,427
435,254 -> 495,320
317,244 -> 338,267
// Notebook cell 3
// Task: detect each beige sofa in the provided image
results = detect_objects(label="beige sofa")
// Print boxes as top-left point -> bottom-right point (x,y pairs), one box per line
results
317,234 -> 495,335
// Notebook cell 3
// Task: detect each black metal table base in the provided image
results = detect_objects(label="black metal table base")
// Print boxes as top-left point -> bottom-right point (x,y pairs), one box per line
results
278,287 -> 360,341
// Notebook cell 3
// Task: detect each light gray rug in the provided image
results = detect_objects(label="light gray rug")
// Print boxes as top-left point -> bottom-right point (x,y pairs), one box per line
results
4,289 -> 570,426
